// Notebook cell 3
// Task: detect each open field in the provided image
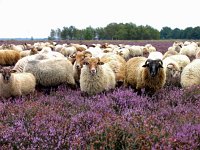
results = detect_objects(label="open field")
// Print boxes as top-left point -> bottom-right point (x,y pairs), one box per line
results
0,40 -> 200,149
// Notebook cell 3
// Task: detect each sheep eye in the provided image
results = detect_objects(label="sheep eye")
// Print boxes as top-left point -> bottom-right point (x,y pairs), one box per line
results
84,62 -> 89,65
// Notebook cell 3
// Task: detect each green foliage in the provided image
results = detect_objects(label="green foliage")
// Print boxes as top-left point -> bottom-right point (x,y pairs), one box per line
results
49,22 -> 160,40
160,26 -> 200,39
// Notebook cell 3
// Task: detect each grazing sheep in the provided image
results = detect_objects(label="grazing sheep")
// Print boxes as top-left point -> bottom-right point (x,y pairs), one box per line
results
181,59 -> 200,87
80,57 -> 116,96
0,50 -> 21,66
23,58 -> 75,87
125,57 -> 166,95
100,53 -> 126,86
0,67 -> 36,99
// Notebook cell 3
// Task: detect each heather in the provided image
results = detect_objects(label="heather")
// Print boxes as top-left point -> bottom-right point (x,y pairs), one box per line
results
1,40 -> 200,149
0,85 -> 200,149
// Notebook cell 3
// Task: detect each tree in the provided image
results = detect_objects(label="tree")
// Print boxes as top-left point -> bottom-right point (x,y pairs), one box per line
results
82,26 -> 95,40
48,29 -> 56,40
160,27 -> 172,39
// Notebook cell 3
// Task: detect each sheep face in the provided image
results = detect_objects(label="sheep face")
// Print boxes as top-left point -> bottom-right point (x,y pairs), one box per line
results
142,59 -> 163,77
75,51 -> 85,69
0,67 -> 16,83
167,63 -> 181,78
84,57 -> 104,76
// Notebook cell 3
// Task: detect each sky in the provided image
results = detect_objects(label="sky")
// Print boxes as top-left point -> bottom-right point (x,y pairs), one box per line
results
0,0 -> 199,38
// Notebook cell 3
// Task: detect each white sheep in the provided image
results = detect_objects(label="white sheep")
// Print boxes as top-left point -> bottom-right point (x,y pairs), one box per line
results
148,51 -> 163,60
181,59 -> 200,87
0,67 -> 36,99
129,45 -> 143,57
13,51 -> 65,73
179,44 -> 198,58
166,54 -> 190,70
163,57 -> 182,86
80,57 -> 116,96
125,57 -> 166,95
23,57 -> 75,87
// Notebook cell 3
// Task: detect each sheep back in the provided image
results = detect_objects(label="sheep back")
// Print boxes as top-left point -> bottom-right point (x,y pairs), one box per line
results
0,50 -> 20,66
24,58 -> 75,87
181,59 -> 200,87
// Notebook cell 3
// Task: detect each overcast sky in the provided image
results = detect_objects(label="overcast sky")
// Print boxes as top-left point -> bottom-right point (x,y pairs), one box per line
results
0,0 -> 199,38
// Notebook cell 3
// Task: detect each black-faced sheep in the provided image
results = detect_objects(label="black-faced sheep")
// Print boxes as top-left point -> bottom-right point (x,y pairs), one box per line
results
0,67 -> 36,99
80,57 -> 116,96
125,57 -> 166,95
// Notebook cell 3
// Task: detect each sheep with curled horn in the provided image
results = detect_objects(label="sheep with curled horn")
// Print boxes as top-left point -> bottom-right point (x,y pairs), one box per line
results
125,57 -> 166,96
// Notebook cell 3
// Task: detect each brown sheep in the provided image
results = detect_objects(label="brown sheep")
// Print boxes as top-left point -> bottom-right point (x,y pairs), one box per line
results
100,53 -> 126,86
125,57 -> 166,95
73,51 -> 92,85
0,50 -> 21,66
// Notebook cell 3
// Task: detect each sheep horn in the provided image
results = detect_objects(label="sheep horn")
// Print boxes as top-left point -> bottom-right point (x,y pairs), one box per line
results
145,59 -> 152,65
157,59 -> 163,65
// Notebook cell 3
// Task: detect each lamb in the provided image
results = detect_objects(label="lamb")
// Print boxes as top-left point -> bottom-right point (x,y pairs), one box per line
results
181,59 -> 200,87
0,67 -> 36,99
23,57 -> 75,88
125,57 -> 166,95
0,50 -> 21,66
80,57 -> 116,96
100,53 -> 126,86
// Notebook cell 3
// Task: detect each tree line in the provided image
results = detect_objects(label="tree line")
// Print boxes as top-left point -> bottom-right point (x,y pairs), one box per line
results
48,23 -> 200,40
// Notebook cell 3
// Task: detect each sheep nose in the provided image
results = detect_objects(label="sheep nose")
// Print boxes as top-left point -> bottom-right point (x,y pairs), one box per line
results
90,68 -> 96,75
151,72 -> 156,77
76,64 -> 81,69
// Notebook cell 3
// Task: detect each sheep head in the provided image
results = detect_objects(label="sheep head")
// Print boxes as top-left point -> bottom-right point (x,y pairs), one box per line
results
167,63 -> 181,78
75,51 -> 92,69
0,67 -> 16,83
142,59 -> 163,77
83,57 -> 104,76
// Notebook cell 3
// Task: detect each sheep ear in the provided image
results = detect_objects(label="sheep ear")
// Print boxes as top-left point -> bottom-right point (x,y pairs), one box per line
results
98,61 -> 104,65
83,58 -> 89,65
142,64 -> 148,67
167,63 -> 174,69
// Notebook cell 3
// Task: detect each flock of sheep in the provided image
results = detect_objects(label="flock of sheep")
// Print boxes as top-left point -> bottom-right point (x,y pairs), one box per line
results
0,40 -> 200,99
